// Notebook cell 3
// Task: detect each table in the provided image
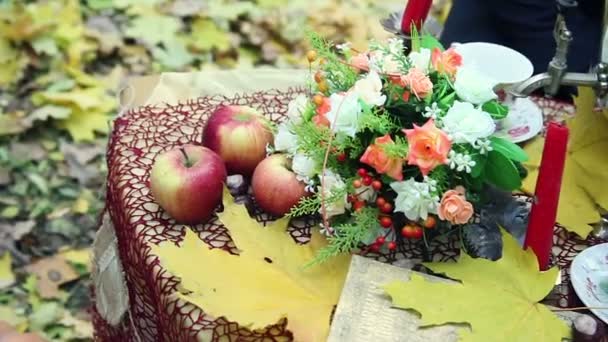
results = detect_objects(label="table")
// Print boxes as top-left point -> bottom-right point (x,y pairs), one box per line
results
91,71 -> 606,341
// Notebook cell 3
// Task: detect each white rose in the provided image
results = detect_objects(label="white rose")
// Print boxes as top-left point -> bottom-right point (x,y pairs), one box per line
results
454,66 -> 498,105
442,101 -> 496,144
273,123 -> 298,154
292,153 -> 316,181
408,48 -> 431,73
352,70 -> 386,107
325,92 -> 363,138
391,179 -> 439,221
317,170 -> 350,218
287,94 -> 308,124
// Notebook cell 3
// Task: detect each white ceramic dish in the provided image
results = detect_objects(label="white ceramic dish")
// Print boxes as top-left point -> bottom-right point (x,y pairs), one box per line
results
570,243 -> 608,324
494,97 -> 543,143
454,42 -> 534,85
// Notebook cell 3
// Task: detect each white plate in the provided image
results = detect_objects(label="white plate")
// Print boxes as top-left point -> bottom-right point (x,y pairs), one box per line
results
494,97 -> 543,143
570,243 -> 608,324
454,42 -> 534,85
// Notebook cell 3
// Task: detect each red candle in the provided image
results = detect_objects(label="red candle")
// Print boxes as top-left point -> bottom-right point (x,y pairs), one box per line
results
524,123 -> 569,271
400,0 -> 433,34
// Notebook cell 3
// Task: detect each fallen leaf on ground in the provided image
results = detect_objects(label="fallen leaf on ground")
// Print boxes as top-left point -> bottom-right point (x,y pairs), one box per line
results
0,306 -> 27,332
384,229 -> 570,342
0,253 -> 15,290
0,111 -> 30,136
0,167 -> 10,186
24,256 -> 80,299
152,188 -> 351,342
0,220 -> 35,241
25,105 -> 72,125
28,301 -> 63,331
59,311 -> 93,339
59,248 -> 91,271
9,141 -> 48,161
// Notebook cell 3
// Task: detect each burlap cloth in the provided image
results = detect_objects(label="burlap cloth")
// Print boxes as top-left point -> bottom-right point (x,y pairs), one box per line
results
91,70 -> 606,341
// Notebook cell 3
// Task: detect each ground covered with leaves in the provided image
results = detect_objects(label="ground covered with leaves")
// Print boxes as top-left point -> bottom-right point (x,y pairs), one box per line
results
0,0 -> 448,340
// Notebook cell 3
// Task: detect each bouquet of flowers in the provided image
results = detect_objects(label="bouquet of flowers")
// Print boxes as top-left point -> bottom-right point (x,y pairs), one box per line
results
272,32 -> 528,263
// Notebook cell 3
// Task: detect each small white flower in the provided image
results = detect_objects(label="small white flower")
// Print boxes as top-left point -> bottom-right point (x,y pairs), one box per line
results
286,94 -> 308,124
423,176 -> 438,193
336,42 -> 352,52
369,50 -> 401,74
352,70 -> 386,107
317,170 -> 350,218
473,139 -> 493,154
408,48 -> 431,73
423,102 -> 441,119
325,92 -> 364,138
273,123 -> 298,155
454,66 -> 498,105
448,151 -> 476,173
292,153 -> 317,182
442,101 -> 496,144
387,38 -> 403,55
390,179 -> 439,221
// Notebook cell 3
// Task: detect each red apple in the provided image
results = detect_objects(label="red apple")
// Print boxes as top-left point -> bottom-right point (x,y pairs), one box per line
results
202,105 -> 273,176
252,154 -> 309,216
150,145 -> 226,224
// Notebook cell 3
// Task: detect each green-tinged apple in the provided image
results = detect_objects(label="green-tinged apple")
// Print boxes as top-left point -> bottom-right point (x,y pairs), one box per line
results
202,105 -> 273,176
150,145 -> 226,224
252,154 -> 309,216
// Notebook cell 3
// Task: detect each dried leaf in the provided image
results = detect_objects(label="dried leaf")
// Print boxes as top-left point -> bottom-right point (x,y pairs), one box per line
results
56,108 -> 110,142
152,188 -> 351,341
124,14 -> 182,46
9,141 -> 48,161
0,111 -> 30,136
0,220 -> 36,241
0,253 -> 15,290
189,18 -> 231,52
0,167 -> 10,186
384,229 -> 570,342
24,256 -> 80,299
58,311 -> 93,339
25,105 -> 72,126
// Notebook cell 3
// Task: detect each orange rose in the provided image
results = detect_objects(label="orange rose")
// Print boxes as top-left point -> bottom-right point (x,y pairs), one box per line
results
400,67 -> 433,99
437,189 -> 474,224
431,47 -> 462,78
403,119 -> 452,176
360,134 -> 404,180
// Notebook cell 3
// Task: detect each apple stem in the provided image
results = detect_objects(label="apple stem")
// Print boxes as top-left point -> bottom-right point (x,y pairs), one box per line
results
180,148 -> 192,167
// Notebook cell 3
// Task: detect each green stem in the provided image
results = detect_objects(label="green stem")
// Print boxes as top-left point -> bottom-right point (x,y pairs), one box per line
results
180,148 -> 192,168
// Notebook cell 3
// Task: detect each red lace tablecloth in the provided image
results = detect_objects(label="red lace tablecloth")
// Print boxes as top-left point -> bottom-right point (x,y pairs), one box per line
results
92,91 -> 605,341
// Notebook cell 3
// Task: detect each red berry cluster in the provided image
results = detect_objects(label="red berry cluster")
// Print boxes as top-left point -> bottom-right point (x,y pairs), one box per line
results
400,216 -> 437,240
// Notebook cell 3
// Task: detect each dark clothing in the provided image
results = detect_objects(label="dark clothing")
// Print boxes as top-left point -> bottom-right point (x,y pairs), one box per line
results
441,0 -> 603,77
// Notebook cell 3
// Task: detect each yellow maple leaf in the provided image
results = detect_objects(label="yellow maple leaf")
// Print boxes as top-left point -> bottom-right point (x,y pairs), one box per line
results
152,188 -> 351,342
384,229 -> 570,342
522,87 -> 607,237
56,108 -> 109,142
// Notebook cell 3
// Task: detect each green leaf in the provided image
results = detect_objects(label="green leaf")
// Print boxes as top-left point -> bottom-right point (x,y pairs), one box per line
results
490,137 -> 528,162
470,154 -> 486,178
484,151 -> 522,191
482,100 -> 508,120
189,18 -> 231,52
152,39 -> 194,69
420,35 -> 444,51
0,206 -> 19,219
124,15 -> 182,46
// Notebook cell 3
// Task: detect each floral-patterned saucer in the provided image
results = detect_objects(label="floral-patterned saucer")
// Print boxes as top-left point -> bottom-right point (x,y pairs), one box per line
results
570,243 -> 608,324
494,97 -> 544,143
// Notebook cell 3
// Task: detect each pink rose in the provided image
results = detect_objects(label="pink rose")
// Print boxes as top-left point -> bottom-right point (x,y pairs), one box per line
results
437,189 -> 474,224
350,53 -> 370,72
400,67 -> 433,99
403,119 -> 452,176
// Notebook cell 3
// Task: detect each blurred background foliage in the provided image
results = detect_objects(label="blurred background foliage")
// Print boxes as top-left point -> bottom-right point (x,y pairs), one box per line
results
0,0 -> 449,340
